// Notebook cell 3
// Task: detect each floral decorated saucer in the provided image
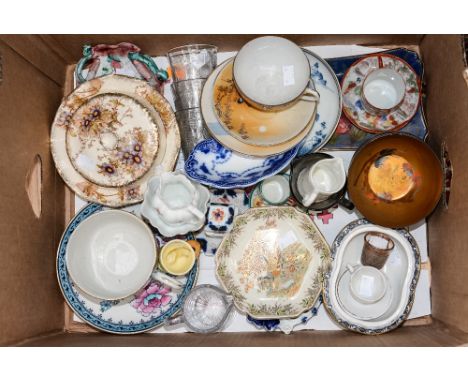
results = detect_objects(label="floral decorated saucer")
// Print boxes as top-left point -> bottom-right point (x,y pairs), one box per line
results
202,59 -> 314,157
57,203 -> 198,334
216,207 -> 330,319
213,60 -> 317,147
341,54 -> 421,133
185,139 -> 298,189
65,93 -> 159,188
51,75 -> 180,207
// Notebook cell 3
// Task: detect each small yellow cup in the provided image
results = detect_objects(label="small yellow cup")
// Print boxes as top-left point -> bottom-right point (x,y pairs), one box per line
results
160,240 -> 196,276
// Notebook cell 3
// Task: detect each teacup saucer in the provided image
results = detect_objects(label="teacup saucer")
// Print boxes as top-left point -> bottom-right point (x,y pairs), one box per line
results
336,267 -> 393,320
341,54 -> 421,133
202,59 -> 314,157
213,60 -> 317,147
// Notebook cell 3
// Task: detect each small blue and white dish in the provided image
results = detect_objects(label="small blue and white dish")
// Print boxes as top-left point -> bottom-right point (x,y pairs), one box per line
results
205,203 -> 237,237
185,139 -> 299,189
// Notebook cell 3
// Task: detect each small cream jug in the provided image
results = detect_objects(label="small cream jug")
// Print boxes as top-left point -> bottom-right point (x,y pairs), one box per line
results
152,172 -> 205,225
298,157 -> 346,207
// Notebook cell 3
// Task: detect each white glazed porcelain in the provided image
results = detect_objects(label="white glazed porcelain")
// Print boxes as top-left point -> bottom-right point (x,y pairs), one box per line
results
141,172 -> 210,237
323,219 -> 420,334
66,210 -> 157,300
336,267 -> 393,321
347,264 -> 388,304
362,68 -> 406,110
259,175 -> 291,205
233,36 -> 312,109
298,157 -> 346,206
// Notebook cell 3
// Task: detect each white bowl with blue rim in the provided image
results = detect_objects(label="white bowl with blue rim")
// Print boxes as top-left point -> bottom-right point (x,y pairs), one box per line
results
184,139 -> 298,189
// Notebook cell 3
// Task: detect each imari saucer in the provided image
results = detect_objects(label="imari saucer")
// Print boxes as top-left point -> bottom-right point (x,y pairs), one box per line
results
57,203 -> 197,334
341,54 -> 421,133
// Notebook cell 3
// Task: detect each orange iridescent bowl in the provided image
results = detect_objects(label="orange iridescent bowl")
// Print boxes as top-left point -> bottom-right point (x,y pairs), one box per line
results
348,133 -> 443,228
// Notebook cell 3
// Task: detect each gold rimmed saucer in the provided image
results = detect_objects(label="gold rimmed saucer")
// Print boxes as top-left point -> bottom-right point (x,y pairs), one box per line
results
213,60 -> 317,147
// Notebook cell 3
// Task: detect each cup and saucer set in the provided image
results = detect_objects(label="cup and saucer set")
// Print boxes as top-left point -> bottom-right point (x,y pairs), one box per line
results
52,36 -> 441,336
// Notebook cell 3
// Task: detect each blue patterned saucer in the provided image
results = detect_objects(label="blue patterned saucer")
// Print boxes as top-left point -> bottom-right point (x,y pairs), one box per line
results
247,298 -> 322,334
57,203 -> 198,334
185,139 -> 298,189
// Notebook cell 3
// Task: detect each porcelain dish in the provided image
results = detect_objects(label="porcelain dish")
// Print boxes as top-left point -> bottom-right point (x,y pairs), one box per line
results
297,49 -> 342,156
202,59 -> 315,157
66,210 -> 157,300
341,53 -> 421,133
347,133 -> 443,228
57,203 -> 198,334
65,93 -> 159,188
51,74 -> 180,207
213,60 -> 317,147
216,207 -> 330,319
323,219 -> 420,334
141,173 -> 210,237
184,139 -> 298,189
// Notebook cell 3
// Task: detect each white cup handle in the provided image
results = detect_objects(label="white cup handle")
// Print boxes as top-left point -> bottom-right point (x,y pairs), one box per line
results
302,191 -> 319,207
187,205 -> 205,221
301,88 -> 320,102
347,264 -> 357,274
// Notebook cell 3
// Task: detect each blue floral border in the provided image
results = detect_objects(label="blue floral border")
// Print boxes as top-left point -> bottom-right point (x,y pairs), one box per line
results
56,203 -> 198,334
185,139 -> 299,189
322,219 -> 421,335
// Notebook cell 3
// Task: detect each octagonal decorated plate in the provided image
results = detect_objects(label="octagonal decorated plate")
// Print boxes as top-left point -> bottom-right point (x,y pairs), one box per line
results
215,207 -> 330,319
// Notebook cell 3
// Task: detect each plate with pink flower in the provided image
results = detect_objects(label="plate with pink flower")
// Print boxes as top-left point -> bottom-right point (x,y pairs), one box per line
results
57,203 -> 198,334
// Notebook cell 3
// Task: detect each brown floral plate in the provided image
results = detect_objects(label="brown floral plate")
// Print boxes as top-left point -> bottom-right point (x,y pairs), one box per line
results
51,75 -> 180,207
65,93 -> 159,188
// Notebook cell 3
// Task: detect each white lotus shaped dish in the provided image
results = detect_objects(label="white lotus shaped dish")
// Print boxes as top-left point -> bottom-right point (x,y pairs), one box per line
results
215,207 -> 330,319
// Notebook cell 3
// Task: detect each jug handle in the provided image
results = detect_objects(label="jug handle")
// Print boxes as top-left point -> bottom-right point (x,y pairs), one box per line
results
75,45 -> 94,84
338,197 -> 354,211
128,51 -> 169,83
302,191 -> 319,207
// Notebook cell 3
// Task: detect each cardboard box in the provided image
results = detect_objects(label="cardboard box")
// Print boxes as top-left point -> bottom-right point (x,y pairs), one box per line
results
1,35 -> 467,346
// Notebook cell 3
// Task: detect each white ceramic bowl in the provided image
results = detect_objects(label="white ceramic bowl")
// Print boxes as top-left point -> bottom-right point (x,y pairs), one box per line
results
233,36 -> 311,109
66,210 -> 157,300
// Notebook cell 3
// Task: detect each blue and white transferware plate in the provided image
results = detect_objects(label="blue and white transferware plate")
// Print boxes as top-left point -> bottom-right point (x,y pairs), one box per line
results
247,297 -> 322,334
323,219 -> 420,335
297,49 -> 342,156
185,139 -> 298,189
57,203 -> 198,334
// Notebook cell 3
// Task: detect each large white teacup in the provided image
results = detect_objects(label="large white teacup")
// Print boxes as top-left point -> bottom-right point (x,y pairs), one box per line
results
298,157 -> 346,207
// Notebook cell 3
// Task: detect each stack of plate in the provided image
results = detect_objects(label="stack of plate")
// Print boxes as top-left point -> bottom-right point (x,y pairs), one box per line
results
50,74 -> 180,207
185,38 -> 343,188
